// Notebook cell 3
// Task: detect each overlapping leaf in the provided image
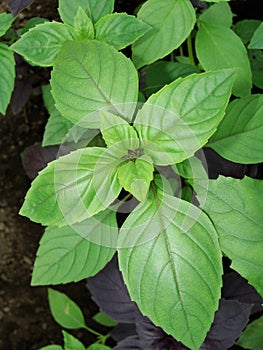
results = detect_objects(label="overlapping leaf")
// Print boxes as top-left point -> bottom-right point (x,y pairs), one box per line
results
0,44 -> 15,115
73,7 -> 94,40
95,13 -> 150,50
208,95 -> 263,164
19,147 -> 121,226
199,2 -> 232,28
134,69 -> 236,165
31,209 -> 117,285
196,22 -> 252,97
201,176 -> 263,297
118,189 -> 223,349
51,40 -> 138,128
63,331 -> 86,350
132,0 -> 196,68
11,22 -> 76,66
237,316 -> 263,350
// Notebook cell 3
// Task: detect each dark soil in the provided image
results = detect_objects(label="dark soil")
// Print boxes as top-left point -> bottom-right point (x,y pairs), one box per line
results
0,1 -> 262,349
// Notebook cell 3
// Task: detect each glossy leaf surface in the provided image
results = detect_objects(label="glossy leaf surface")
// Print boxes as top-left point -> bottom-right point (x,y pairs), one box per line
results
132,0 -> 196,68
73,6 -> 94,39
51,40 -> 138,128
208,95 -> 263,164
199,2 -> 232,28
118,189 -> 222,349
202,176 -> 263,297
95,13 -> 150,50
135,69 -> 235,165
196,22 -> 252,97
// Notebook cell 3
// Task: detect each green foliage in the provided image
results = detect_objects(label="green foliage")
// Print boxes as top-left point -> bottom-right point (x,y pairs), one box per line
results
48,289 -> 86,329
196,22 -> 252,97
249,22 -> 263,49
51,40 -> 138,128
0,12 -> 15,36
132,0 -> 196,68
208,94 -> 263,163
118,188 -> 222,349
201,176 -> 263,297
93,312 -> 118,327
237,315 -> 263,350
0,43 -> 15,115
15,0 -> 263,349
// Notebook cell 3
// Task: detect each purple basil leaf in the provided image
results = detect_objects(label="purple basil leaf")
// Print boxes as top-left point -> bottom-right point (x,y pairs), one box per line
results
21,143 -> 69,180
204,148 -> 263,179
136,315 -> 189,350
8,0 -> 35,16
86,255 -> 139,323
112,335 -> 141,350
222,271 -> 263,314
10,80 -> 32,114
201,299 -> 252,350
110,323 -> 137,342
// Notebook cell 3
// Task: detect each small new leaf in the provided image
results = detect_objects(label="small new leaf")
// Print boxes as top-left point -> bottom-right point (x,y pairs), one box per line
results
48,289 -> 86,329
100,110 -> 139,157
117,155 -> 154,202
249,22 -> 263,49
73,7 -> 94,39
11,21 -> 76,66
95,13 -> 151,50
63,330 -> 86,350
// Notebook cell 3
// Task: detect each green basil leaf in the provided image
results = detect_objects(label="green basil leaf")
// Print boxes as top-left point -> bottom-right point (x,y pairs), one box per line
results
19,147 -> 121,226
100,110 -> 139,157
199,2 -> 233,28
87,345 -> 111,350
141,61 -> 199,97
134,69 -> 235,165
233,19 -> 261,45
31,209 -> 117,285
42,84 -> 74,146
132,0 -> 196,68
0,12 -> 15,36
201,176 -> 263,297
249,49 -> 263,89
118,189 -> 222,350
73,6 -> 94,39
93,311 -> 118,327
51,40 -> 138,128
237,315 -> 263,350
249,22 -> 263,49
202,0 -> 230,2
196,22 -> 252,97
0,43 -> 15,115
11,21 -> 76,66
48,289 -> 86,329
39,346 -> 63,350
58,0 -> 114,25
117,155 -> 154,201
63,331 -> 86,350
207,95 -> 263,164
95,13 -> 150,50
